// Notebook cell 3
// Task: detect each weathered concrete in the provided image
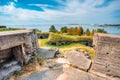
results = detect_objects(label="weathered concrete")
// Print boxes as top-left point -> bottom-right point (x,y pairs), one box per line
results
57,67 -> 107,80
0,29 -> 38,64
91,33 -> 120,79
0,60 -> 21,80
37,32 -> 49,39
22,66 -> 107,80
0,29 -> 38,79
22,67 -> 63,80
65,51 -> 92,71
19,33 -> 120,80
39,47 -> 59,59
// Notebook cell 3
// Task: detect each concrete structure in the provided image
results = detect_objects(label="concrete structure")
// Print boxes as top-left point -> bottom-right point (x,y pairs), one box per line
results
91,33 -> 120,80
0,29 -> 38,80
65,51 -> 92,71
38,47 -> 60,59
22,33 -> 120,80
37,32 -> 49,39
0,29 -> 38,64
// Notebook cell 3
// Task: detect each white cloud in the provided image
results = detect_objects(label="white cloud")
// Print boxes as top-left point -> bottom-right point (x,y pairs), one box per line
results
0,0 -> 120,24
28,4 -> 54,8
14,0 -> 18,2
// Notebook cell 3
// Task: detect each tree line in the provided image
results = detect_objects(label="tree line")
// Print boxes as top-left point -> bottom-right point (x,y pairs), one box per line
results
49,25 -> 107,36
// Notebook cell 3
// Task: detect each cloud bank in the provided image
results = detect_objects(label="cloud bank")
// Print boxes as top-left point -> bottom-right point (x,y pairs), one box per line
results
0,0 -> 120,24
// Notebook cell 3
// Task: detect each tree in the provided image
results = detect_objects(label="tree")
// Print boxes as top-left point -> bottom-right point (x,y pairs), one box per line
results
75,27 -> 82,36
91,29 -> 95,36
60,26 -> 68,33
60,31 -> 63,35
74,27 -> 78,35
79,27 -> 84,35
86,28 -> 90,36
49,25 -> 57,32
67,28 -> 73,35
97,28 -> 107,33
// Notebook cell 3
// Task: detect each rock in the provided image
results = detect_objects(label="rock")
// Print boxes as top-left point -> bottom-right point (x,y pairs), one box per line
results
0,63 -> 21,80
39,47 -> 60,59
0,60 -> 18,69
22,67 -> 63,80
57,67 -> 107,80
65,51 -> 92,71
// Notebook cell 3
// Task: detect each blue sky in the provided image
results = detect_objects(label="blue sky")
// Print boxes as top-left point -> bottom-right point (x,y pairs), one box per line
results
0,0 -> 120,25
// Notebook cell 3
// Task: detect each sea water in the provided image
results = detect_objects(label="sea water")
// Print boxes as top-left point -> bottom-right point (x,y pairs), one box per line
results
6,24 -> 120,35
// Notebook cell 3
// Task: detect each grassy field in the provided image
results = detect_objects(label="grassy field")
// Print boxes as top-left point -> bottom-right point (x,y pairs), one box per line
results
48,33 -> 93,43
38,38 -> 95,59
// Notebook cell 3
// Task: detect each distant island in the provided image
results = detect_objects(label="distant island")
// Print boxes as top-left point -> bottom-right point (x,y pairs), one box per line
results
99,24 -> 120,26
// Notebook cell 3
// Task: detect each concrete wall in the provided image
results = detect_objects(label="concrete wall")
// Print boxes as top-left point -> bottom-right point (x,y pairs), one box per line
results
37,33 -> 49,39
91,33 -> 120,79
0,29 -> 38,64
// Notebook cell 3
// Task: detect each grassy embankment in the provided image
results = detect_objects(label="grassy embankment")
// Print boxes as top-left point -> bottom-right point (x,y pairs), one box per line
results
0,28 -> 25,31
38,33 -> 95,59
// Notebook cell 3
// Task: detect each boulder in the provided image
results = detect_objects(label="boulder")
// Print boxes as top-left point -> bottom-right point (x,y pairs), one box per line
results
65,51 -> 92,71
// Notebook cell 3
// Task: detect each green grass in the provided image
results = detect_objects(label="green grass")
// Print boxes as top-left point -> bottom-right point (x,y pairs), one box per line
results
0,28 -> 25,31
38,38 -> 95,59
48,33 -> 93,43
38,38 -> 85,48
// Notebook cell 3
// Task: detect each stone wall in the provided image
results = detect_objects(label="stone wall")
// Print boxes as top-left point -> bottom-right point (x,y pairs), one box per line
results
37,33 -> 49,39
91,33 -> 120,79
0,29 -> 38,64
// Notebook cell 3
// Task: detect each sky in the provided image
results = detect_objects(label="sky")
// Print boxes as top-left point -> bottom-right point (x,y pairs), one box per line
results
0,0 -> 120,25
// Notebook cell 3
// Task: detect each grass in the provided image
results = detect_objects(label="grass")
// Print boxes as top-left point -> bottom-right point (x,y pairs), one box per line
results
48,33 -> 93,43
0,28 -> 25,32
38,38 -> 95,59
38,38 -> 85,48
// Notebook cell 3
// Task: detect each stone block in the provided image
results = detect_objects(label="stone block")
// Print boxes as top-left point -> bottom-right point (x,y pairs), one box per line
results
65,51 -> 91,71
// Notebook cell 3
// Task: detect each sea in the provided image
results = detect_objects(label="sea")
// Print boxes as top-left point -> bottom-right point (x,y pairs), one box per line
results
6,24 -> 120,35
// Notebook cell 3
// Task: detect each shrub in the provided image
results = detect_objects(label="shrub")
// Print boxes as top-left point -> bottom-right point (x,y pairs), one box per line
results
60,26 -> 68,33
97,28 -> 107,33
86,28 -> 90,36
48,33 -> 72,43
48,33 -> 93,43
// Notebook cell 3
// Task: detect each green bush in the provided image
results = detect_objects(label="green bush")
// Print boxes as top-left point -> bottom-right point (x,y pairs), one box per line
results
48,33 -> 72,43
48,33 -> 93,43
